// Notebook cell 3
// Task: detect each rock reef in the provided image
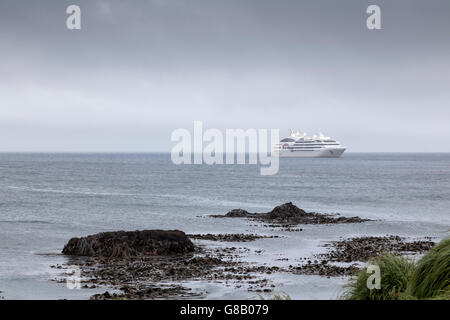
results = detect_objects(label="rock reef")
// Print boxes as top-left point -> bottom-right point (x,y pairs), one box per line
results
319,236 -> 435,263
56,206 -> 437,299
289,262 -> 359,277
211,202 -> 369,225
62,230 -> 194,258
187,233 -> 279,242
57,230 -> 436,299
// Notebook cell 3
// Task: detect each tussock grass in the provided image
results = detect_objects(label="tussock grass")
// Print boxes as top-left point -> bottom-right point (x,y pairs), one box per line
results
257,292 -> 291,300
408,237 -> 450,299
342,237 -> 450,300
343,253 -> 415,300
428,289 -> 450,300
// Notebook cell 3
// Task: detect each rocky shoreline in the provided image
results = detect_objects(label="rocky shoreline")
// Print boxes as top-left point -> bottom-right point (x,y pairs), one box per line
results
288,235 -> 435,278
53,203 -> 437,300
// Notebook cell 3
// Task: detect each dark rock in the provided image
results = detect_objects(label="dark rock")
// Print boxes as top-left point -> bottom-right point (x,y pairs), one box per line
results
290,263 -> 359,277
90,285 -> 193,300
225,209 -> 251,217
319,236 -> 435,262
268,202 -> 307,219
211,202 -> 370,227
187,233 -> 278,242
62,230 -> 195,258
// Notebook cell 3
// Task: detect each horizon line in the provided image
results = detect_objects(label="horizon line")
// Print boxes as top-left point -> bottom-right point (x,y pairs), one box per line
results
0,151 -> 449,154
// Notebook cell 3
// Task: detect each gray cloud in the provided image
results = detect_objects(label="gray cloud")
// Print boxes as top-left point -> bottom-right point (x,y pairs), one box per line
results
0,0 -> 449,152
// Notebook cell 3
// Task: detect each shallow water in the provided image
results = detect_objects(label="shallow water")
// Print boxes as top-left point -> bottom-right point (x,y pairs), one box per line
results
0,153 -> 449,299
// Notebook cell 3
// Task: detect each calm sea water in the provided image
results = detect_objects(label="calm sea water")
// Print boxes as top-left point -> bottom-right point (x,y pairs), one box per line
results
0,153 -> 449,299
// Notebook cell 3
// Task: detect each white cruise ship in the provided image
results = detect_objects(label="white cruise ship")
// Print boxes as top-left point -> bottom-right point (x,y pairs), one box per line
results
276,129 -> 346,158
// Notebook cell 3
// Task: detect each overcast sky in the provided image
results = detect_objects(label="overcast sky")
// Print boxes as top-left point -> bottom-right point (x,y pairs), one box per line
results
0,0 -> 449,152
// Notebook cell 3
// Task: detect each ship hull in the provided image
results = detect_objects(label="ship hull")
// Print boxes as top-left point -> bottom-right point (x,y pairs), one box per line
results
277,147 -> 345,158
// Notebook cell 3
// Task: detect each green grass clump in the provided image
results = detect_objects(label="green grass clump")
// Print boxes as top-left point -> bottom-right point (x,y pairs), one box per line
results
270,293 -> 291,300
342,237 -> 450,300
428,289 -> 450,300
408,237 -> 450,299
257,292 -> 291,300
343,253 -> 415,300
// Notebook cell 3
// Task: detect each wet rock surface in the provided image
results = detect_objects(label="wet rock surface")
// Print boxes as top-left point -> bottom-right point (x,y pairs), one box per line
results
90,285 -> 193,300
188,233 -> 279,242
318,235 -> 435,262
62,230 -> 194,258
225,209 -> 251,217
55,210 -> 436,299
55,246 -> 285,299
55,233 -> 437,299
211,202 -> 370,227
57,229 -> 290,299
284,236 -> 435,278
289,262 -> 359,277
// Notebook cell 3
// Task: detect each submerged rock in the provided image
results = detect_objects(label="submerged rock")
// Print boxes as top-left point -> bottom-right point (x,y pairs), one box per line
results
62,230 -> 194,258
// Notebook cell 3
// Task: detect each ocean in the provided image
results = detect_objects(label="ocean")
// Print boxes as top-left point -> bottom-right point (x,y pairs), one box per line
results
0,153 -> 449,299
